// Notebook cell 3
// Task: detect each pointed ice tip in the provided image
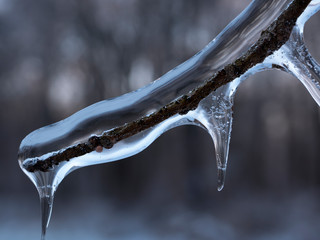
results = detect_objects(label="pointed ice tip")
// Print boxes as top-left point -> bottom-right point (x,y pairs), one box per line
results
217,167 -> 226,191
41,195 -> 53,222
39,193 -> 54,240
217,183 -> 224,192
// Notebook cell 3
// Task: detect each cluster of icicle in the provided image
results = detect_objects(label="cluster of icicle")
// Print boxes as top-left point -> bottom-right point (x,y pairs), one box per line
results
17,0 -> 320,239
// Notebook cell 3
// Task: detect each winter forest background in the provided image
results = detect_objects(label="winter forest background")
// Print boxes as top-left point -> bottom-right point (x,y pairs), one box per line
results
1,0 -> 320,239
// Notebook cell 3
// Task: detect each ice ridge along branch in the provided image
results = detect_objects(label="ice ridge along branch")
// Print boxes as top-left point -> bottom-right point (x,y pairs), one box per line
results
22,0 -> 312,172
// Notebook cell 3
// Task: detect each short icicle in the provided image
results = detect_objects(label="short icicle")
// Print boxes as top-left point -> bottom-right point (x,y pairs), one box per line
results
268,1 -> 320,106
194,79 -> 241,191
274,26 -> 320,106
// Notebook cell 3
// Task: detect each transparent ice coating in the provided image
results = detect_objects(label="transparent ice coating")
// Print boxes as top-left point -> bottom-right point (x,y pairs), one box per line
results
267,0 -> 320,106
18,0 -> 293,158
17,0 -> 320,239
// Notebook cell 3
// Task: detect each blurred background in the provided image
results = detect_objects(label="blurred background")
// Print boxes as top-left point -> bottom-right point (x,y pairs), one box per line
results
0,0 -> 320,239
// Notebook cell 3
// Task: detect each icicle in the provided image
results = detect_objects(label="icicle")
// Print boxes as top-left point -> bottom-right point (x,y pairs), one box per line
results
266,0 -> 320,106
268,28 -> 320,106
18,165 -> 61,240
190,79 -> 240,191
39,190 -> 54,240
188,59 -> 274,191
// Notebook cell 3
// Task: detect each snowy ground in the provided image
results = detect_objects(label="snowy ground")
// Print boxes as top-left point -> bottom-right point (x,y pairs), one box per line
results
1,189 -> 319,240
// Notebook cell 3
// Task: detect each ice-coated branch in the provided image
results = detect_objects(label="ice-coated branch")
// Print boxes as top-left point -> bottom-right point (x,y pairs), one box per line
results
20,0 -> 312,172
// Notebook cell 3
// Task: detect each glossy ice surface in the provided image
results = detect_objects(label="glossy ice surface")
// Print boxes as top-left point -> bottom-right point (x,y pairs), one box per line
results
17,0 -> 320,239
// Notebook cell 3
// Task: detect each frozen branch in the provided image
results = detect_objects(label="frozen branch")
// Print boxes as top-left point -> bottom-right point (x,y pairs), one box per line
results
22,0 -> 311,172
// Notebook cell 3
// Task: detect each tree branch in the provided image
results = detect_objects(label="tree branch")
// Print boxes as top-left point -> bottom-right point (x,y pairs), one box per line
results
25,0 -> 311,172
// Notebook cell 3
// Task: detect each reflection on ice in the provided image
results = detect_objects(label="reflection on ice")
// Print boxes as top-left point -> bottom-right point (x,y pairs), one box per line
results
17,0 -> 320,239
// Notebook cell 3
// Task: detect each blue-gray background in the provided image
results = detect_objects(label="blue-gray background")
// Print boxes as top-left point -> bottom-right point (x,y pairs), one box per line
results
0,0 -> 320,239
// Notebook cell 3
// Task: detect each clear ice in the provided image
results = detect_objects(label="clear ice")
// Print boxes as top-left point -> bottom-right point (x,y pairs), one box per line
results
17,0 -> 320,238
